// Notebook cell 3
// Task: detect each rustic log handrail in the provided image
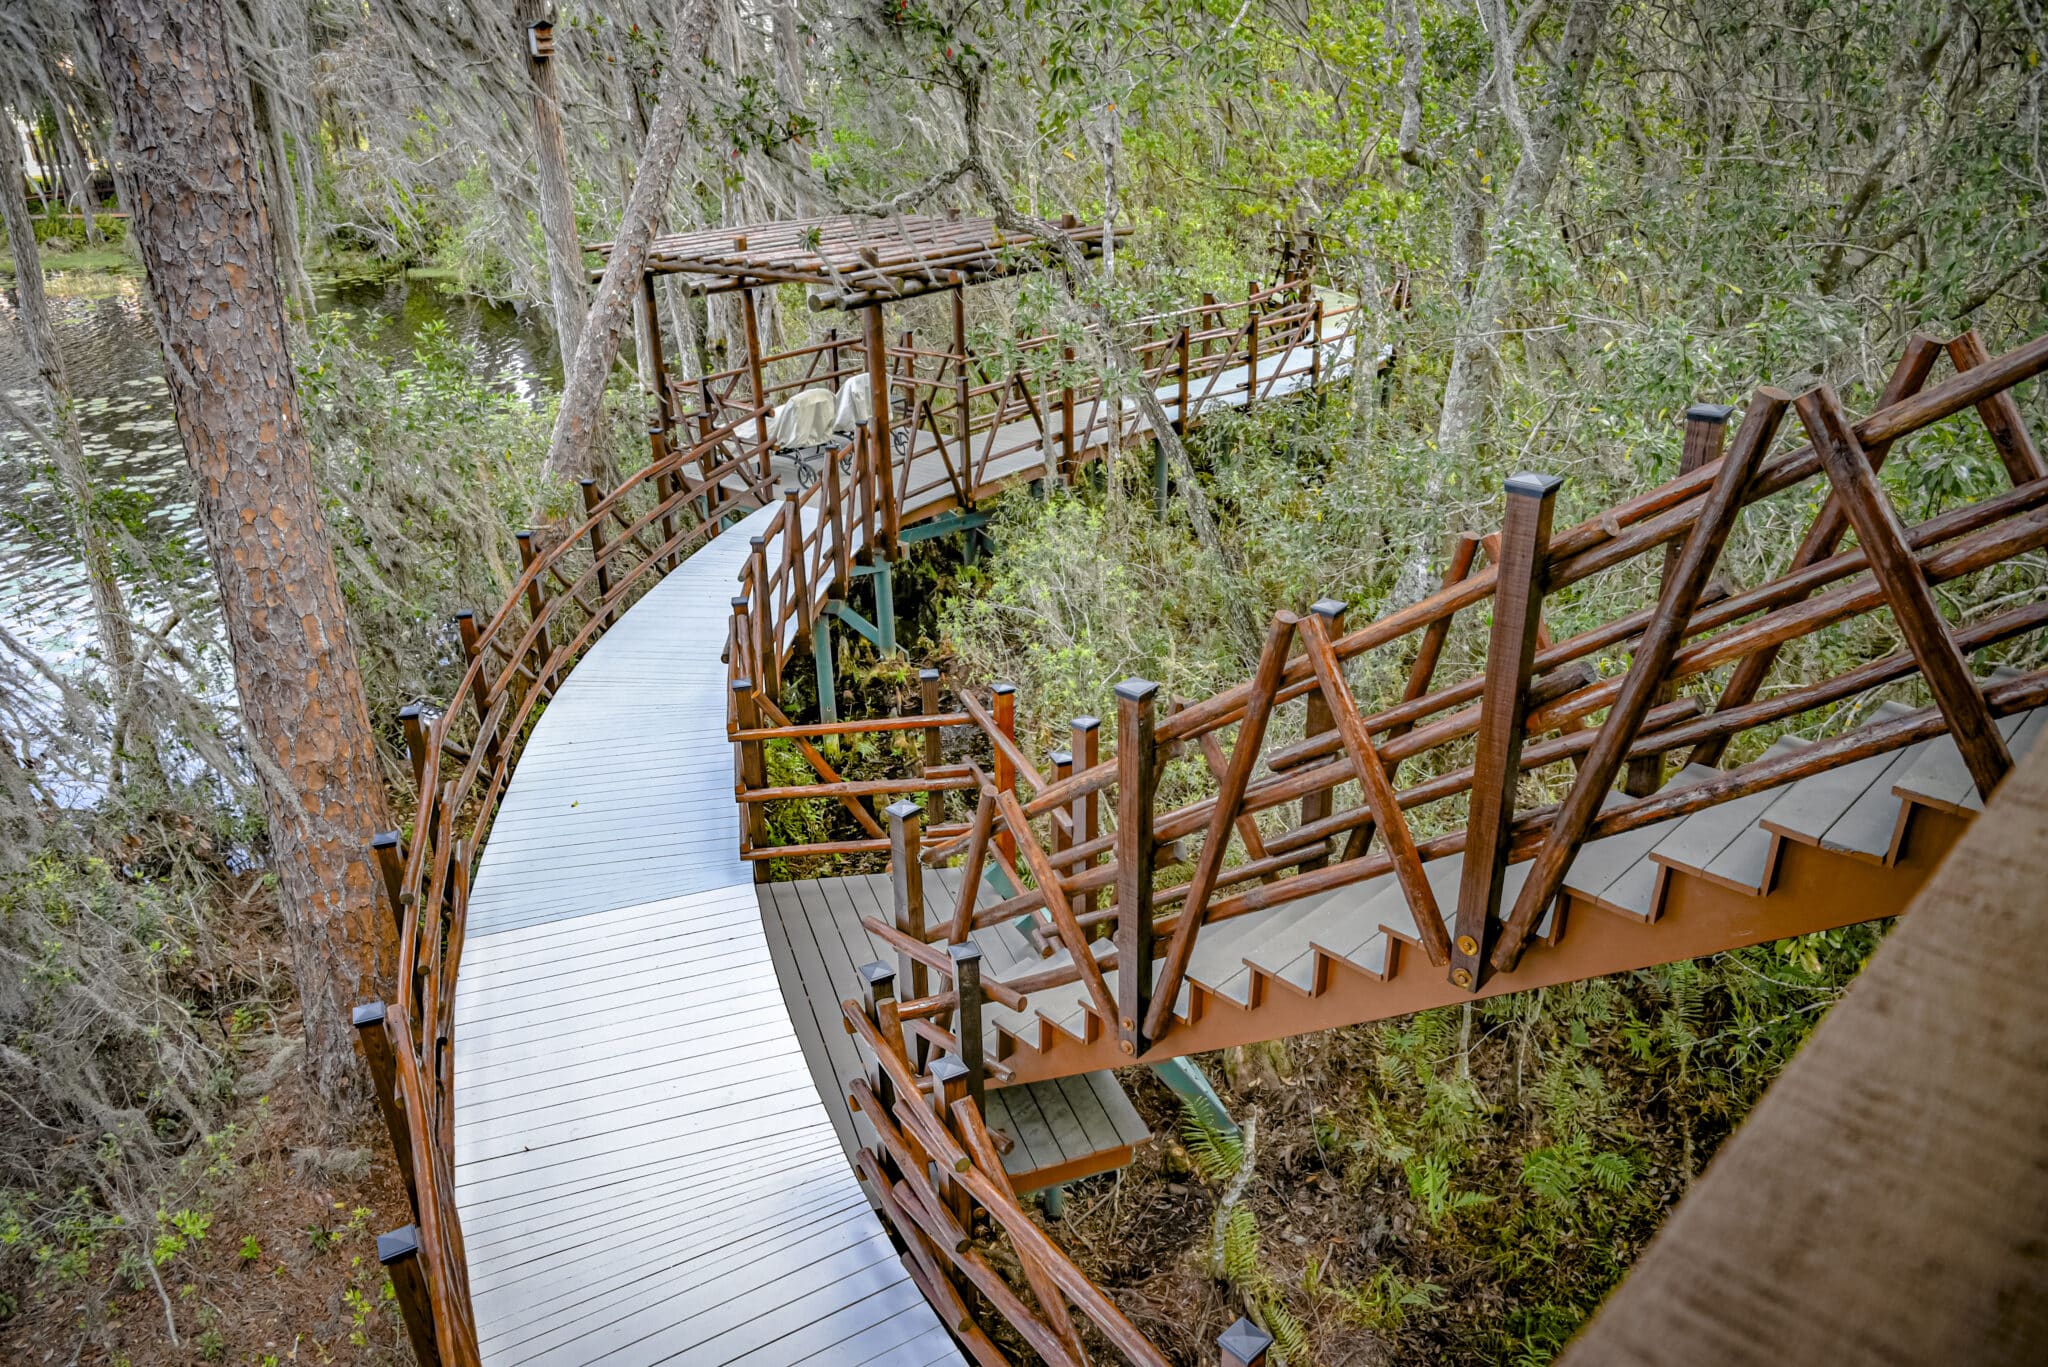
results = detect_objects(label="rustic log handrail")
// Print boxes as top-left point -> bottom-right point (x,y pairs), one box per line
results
735,327 -> 2048,1035
349,396 -> 787,1366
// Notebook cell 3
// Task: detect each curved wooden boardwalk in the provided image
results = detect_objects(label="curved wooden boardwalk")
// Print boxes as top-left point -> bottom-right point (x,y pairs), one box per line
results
451,507 -> 963,1367
441,316 -> 1358,1366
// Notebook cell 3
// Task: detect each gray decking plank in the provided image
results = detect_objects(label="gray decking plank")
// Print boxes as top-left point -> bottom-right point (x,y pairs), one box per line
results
453,503 -> 956,1365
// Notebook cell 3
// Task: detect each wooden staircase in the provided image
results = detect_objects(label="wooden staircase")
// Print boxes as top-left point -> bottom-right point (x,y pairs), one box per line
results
926,700 -> 2040,1082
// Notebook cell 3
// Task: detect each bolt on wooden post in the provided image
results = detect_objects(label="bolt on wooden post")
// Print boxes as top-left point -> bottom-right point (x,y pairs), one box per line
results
1450,472 -> 1563,992
1114,679 -> 1160,1054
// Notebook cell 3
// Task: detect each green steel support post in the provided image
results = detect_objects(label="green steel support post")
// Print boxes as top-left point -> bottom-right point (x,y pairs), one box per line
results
873,556 -> 897,655
812,614 -> 837,723
1150,1055 -> 1239,1139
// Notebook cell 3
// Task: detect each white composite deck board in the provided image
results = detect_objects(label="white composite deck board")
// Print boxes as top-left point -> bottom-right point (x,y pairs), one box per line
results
454,502 -> 959,1366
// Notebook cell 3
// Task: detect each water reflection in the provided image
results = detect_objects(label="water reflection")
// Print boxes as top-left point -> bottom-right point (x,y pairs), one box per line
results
0,267 -> 556,668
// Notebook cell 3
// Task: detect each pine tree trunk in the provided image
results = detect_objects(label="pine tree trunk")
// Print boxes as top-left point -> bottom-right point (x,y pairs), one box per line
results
518,0 -> 588,372
90,0 -> 397,1111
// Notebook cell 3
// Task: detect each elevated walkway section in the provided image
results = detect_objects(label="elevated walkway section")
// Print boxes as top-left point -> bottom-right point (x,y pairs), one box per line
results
444,318 -> 1353,1365
451,506 -> 963,1367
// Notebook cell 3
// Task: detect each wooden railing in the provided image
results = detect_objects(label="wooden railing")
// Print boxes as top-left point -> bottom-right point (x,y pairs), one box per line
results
349,405 -> 781,1367
843,935 -> 1172,1367
734,326 -> 2048,1048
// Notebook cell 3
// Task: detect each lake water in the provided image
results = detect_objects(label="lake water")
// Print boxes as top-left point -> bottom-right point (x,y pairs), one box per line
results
0,269 -> 557,677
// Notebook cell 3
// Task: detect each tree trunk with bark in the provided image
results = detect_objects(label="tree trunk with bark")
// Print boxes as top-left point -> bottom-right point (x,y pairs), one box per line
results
518,0 -> 589,372
90,0 -> 397,1110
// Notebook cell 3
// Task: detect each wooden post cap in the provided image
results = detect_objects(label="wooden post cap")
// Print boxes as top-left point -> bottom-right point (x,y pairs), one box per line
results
750,535 -> 767,548
1505,471 -> 1566,499
1686,403 -> 1737,424
351,1001 -> 387,1029
919,667 -> 941,682
731,677 -> 754,693
992,681 -> 1016,696
1309,597 -> 1347,620
455,608 -> 474,622
1072,714 -> 1100,732
397,701 -> 423,721
1218,1316 -> 1274,1366
1049,749 -> 1072,768
885,799 -> 922,822
929,1054 -> 970,1085
946,942 -> 983,968
730,595 -> 751,610
375,1225 -> 422,1265
858,960 -> 897,994
1114,678 -> 1159,703
371,830 -> 400,851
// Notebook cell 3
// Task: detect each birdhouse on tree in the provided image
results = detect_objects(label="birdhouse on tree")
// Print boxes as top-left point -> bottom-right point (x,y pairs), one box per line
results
527,19 -> 555,60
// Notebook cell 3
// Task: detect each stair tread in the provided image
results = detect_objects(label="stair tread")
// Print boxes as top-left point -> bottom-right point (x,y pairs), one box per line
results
1760,702 -> 1919,843
1190,892 -> 1343,1004
1821,736 -> 1940,860
1565,771 -> 1711,901
1890,708 -> 2031,812
1650,738 -> 1810,880
1212,879 -> 1392,1001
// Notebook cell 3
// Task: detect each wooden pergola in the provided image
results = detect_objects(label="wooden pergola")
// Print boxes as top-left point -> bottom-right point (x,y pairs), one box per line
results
593,213 -> 1129,558
598,212 -> 1125,309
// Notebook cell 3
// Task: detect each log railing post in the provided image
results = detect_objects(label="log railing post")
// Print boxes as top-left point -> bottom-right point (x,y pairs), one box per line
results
1176,325 -> 1192,433
991,683 -> 1019,867
1245,284 -> 1261,406
1114,679 -> 1160,1056
887,800 -> 929,1006
1494,395 -> 1785,972
398,702 -> 430,795
729,594 -> 757,697
1309,295 -> 1324,389
920,668 -> 945,820
376,1225 -> 442,1367
864,304 -> 899,555
826,434 -> 851,593
351,1002 -> 417,1216
1624,405 -> 1731,795
370,831 -> 406,933
748,536 -> 777,706
953,288 -> 974,486
453,609 -> 501,765
1687,334 -> 1943,768
1798,385 -> 2012,798
1071,716 -> 1102,919
1200,291 -> 1218,358
1218,1317 -> 1273,1367
857,960 -> 900,1115
1297,598 -> 1345,869
732,679 -> 770,865
1947,329 -> 2048,485
515,531 -> 555,694
946,941 -> 986,1115
1450,473 -> 1562,992
783,489 -> 809,637
579,479 -> 615,627
1060,343 -> 1077,483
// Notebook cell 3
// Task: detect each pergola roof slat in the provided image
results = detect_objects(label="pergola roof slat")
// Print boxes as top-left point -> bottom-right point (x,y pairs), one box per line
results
591,214 -> 1129,310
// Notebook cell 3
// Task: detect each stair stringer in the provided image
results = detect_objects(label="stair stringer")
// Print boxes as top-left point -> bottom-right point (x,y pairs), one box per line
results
986,802 -> 1970,1087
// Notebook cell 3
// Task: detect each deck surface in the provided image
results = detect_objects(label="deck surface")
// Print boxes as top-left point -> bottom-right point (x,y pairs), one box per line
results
448,318 -> 1350,1366
758,871 -> 1149,1191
